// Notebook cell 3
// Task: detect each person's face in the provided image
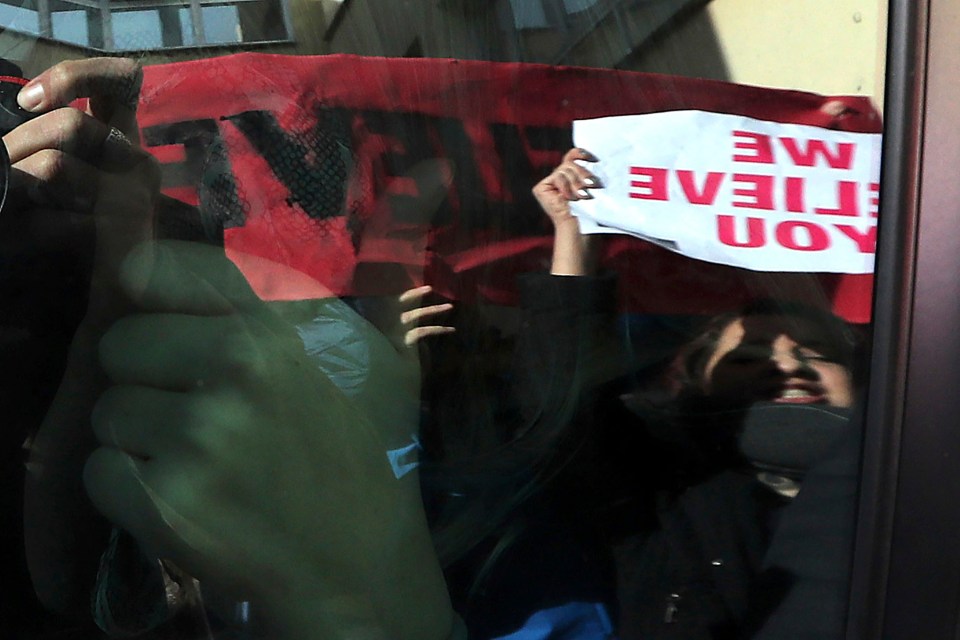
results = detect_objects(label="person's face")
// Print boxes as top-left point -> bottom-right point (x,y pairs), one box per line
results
701,315 -> 854,409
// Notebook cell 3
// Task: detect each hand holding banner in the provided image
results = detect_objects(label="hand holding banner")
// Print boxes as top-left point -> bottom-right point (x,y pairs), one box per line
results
571,111 -> 882,274
137,54 -> 883,320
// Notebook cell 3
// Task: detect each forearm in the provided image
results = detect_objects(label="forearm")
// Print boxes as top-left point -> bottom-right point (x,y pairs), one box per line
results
263,589 -> 454,640
550,218 -> 600,276
256,488 -> 456,640
515,269 -> 619,433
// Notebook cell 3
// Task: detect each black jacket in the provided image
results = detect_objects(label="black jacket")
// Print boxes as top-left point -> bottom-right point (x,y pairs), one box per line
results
511,272 -> 858,640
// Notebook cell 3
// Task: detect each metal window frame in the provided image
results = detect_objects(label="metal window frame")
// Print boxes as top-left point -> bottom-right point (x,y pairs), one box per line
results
0,0 -> 292,51
320,0 -> 349,40
846,0 -> 960,637
496,0 -> 704,65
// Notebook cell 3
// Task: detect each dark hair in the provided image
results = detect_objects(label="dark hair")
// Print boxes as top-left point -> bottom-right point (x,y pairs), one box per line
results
671,299 -> 862,403
425,298 -> 864,577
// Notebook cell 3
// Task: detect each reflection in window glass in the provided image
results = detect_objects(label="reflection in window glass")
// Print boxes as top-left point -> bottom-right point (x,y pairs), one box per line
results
112,9 -> 164,50
51,9 -> 89,47
563,0 -> 600,13
320,0 -> 346,24
510,0 -> 550,29
202,4 -> 241,44
0,3 -> 39,34
0,0 -> 288,51
7,2 -> 889,639
178,7 -> 196,46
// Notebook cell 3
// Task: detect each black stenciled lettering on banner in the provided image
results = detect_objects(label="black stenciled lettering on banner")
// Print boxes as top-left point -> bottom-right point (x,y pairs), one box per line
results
525,125 -> 574,160
226,110 -> 350,223
433,115 -> 487,228
359,109 -> 457,227
145,111 -> 572,241
142,118 -> 222,190
198,135 -> 248,235
143,118 -> 245,237
491,123 -> 572,236
361,110 -> 570,234
315,106 -> 365,248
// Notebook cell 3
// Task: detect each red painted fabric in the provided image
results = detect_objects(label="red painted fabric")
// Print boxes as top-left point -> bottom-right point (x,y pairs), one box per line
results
138,54 -> 882,322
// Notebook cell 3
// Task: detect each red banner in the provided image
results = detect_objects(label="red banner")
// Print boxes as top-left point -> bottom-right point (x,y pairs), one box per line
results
138,54 -> 882,322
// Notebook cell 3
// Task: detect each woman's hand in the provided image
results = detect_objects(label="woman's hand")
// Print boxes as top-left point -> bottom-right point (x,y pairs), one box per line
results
85,241 -> 454,640
399,285 -> 455,347
532,147 -> 600,227
532,148 -> 602,276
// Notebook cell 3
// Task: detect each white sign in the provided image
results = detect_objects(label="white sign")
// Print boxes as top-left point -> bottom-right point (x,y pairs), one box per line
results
571,110 -> 882,273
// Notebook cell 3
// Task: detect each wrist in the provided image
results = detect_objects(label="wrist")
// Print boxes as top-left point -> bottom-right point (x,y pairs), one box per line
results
258,585 -> 453,640
551,216 -> 581,234
255,516 -> 454,640
446,613 -> 469,640
550,217 -> 600,276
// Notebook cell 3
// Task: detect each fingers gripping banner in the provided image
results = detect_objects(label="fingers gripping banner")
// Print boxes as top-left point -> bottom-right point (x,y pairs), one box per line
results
137,54 -> 882,322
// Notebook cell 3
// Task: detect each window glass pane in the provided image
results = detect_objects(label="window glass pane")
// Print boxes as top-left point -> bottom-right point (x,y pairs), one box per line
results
112,8 -> 164,50
563,0 -> 601,13
51,9 -> 89,46
229,0 -> 289,43
201,4 -> 241,44
510,0 -> 550,29
5,1 -> 892,638
178,7 -> 195,46
0,2 -> 39,34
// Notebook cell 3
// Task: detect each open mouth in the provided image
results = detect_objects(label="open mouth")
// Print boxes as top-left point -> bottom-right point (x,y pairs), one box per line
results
772,387 -> 826,404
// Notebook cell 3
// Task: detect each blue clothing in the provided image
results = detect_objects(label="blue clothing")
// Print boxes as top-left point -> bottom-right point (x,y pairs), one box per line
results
495,602 -> 614,640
